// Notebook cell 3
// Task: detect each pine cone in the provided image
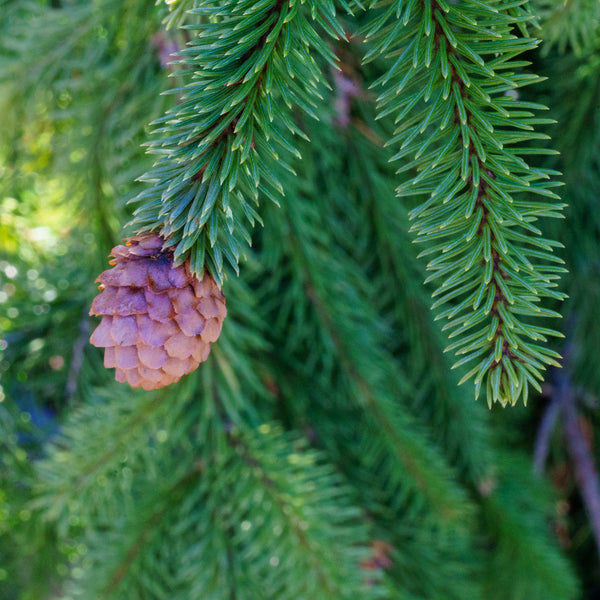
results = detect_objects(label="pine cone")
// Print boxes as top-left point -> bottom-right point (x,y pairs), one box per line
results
89,234 -> 226,390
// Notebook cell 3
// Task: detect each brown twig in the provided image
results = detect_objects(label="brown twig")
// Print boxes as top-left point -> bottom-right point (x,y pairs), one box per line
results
533,395 -> 560,476
555,367 -> 600,562
543,334 -> 600,562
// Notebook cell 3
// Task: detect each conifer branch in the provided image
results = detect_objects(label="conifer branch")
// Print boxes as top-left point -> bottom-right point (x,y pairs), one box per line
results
193,417 -> 378,599
480,453 -> 581,598
32,393 -> 175,518
359,139 -> 493,482
225,428 -> 341,596
534,0 -> 600,56
270,186 -> 471,520
131,0 -> 344,284
100,460 -> 203,598
365,0 -> 566,406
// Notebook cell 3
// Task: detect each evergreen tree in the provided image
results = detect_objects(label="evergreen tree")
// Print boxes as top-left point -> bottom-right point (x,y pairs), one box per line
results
1,0 -> 599,597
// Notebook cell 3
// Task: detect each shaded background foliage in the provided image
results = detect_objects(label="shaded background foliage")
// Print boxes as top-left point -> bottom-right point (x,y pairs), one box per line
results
1,0 -> 599,598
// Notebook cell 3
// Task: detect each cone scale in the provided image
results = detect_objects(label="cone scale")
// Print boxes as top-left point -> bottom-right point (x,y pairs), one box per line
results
89,234 -> 226,390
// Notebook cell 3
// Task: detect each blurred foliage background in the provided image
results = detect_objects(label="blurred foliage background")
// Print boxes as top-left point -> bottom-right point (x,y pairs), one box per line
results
1,0 -> 600,598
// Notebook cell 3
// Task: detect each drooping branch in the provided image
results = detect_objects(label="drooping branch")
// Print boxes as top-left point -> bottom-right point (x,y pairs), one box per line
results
364,0 -> 566,406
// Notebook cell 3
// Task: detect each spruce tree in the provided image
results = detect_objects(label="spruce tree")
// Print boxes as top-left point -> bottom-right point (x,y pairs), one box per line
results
1,0 -> 599,598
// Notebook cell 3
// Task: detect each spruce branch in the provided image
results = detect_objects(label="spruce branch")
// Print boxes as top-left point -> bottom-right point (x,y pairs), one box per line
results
99,460 -> 204,598
533,0 -> 600,56
223,427 -> 357,598
32,391 -> 178,521
480,452 -> 580,599
365,0 -> 566,406
131,0 -> 344,284
262,166 -> 472,521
